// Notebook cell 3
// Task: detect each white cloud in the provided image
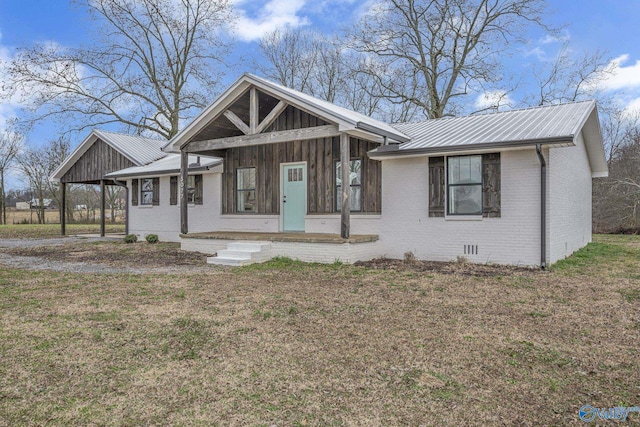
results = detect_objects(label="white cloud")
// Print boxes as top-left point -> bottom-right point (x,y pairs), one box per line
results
599,54 -> 640,91
622,97 -> 640,117
0,29 -> 18,131
232,0 -> 310,42
475,90 -> 513,112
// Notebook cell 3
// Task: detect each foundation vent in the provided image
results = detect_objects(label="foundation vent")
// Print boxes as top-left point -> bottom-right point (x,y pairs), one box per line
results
464,245 -> 479,255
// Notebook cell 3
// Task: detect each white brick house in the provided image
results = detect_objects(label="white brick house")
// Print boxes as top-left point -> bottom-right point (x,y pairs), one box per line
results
54,74 -> 608,267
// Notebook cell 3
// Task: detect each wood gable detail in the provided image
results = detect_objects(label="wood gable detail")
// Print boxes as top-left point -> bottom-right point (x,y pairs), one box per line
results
61,138 -> 136,184
185,87 -> 337,153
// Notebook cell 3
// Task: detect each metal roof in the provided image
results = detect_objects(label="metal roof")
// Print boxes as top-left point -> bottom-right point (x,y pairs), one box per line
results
51,130 -> 168,182
387,100 -> 597,153
105,154 -> 221,179
93,130 -> 167,165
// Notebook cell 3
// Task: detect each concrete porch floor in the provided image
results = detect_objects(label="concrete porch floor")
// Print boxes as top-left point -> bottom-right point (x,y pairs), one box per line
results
180,231 -> 379,244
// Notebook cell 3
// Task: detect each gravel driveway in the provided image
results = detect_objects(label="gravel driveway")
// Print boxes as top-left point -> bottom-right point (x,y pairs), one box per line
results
0,236 -> 211,274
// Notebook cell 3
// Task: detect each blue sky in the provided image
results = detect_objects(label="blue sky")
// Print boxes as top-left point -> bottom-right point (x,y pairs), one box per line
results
1,0 -> 640,187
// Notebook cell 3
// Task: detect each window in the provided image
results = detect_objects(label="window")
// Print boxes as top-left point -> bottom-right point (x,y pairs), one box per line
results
170,175 -> 203,206
335,159 -> 362,212
140,178 -> 156,206
187,175 -> 196,204
236,168 -> 256,212
447,155 -> 482,215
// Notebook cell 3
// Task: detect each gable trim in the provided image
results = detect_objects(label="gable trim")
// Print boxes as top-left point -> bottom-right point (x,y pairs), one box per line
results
166,73 -> 410,153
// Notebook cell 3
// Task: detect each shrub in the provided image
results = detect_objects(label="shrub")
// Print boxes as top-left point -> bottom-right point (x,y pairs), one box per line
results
123,234 -> 138,244
145,234 -> 159,244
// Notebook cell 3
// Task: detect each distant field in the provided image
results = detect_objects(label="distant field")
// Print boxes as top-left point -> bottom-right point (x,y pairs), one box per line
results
0,235 -> 638,425
2,208 -> 124,225
0,223 -> 126,238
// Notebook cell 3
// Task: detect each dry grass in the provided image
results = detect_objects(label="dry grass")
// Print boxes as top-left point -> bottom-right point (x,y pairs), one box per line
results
0,224 -> 125,239
3,208 -> 124,225
7,240 -> 207,268
0,235 -> 639,426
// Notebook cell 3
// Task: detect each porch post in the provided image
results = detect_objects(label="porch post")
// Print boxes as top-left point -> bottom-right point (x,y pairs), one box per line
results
60,182 -> 66,236
340,133 -> 351,239
180,149 -> 189,234
100,180 -> 106,237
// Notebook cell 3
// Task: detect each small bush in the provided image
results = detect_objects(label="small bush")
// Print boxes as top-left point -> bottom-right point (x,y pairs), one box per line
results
123,234 -> 138,244
403,251 -> 416,263
145,234 -> 159,244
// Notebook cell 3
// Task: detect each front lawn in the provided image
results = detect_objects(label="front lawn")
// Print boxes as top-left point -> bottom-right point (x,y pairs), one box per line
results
0,235 -> 638,425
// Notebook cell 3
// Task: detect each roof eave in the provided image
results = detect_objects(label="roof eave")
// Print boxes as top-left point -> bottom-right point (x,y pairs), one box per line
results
105,161 -> 222,180
368,136 -> 576,159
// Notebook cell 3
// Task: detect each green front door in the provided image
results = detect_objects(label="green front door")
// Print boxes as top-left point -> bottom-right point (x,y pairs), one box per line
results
282,163 -> 306,232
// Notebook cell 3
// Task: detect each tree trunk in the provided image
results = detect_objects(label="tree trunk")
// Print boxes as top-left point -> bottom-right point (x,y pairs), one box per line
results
0,171 -> 5,225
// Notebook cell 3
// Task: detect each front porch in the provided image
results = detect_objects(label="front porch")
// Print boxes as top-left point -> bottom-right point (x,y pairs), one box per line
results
180,231 -> 382,265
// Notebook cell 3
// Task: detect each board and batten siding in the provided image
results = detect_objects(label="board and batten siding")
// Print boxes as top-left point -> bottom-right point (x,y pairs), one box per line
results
61,138 -> 136,183
220,105 -> 381,215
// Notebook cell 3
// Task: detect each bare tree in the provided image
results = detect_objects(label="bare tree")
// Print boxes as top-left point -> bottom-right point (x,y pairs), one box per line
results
105,185 -> 125,223
257,28 -> 320,94
529,44 -> 613,106
0,123 -> 24,224
17,138 -> 71,224
44,138 -> 72,225
18,150 -> 49,224
349,0 -> 551,119
4,0 -> 232,139
593,120 -> 640,232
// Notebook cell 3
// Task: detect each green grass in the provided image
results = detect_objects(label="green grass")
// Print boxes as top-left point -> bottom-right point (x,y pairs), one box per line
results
0,223 -> 125,239
551,235 -> 640,274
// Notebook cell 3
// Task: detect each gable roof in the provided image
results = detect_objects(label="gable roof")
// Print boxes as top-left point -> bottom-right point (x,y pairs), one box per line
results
165,73 -> 410,152
370,100 -> 608,177
105,154 -> 221,179
51,130 -> 168,182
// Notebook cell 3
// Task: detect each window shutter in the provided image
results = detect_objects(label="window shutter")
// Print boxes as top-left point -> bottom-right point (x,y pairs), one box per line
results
482,153 -> 501,218
428,157 -> 445,217
152,177 -> 160,206
131,179 -> 138,206
170,176 -> 178,205
194,174 -> 203,205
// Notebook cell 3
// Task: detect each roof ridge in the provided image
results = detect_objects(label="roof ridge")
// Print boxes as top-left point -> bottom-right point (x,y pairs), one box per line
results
94,129 -> 165,142
394,100 -> 596,127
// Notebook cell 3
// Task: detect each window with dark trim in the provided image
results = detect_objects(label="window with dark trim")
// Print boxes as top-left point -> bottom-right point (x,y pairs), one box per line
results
447,155 -> 482,215
170,175 -> 203,206
335,158 -> 362,212
236,168 -> 256,212
187,175 -> 196,204
429,154 -> 501,218
140,178 -> 155,205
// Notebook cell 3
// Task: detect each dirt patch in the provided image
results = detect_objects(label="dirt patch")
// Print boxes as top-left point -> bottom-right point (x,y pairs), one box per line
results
6,240 -> 208,268
355,257 -> 539,277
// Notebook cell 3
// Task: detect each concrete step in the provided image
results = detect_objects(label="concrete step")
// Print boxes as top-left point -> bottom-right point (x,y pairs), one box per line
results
207,241 -> 272,266
216,249 -> 253,259
207,256 -> 252,266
